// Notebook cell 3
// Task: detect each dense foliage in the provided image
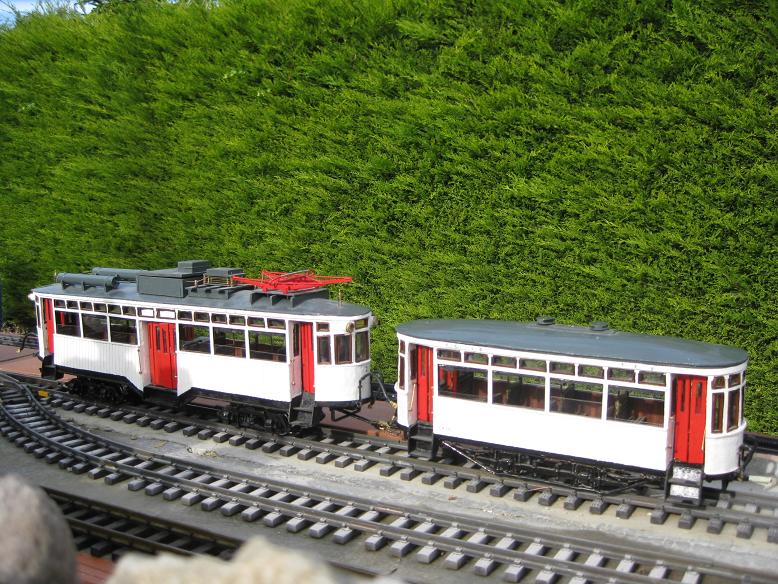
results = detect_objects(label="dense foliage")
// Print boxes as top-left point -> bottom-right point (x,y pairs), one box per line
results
1,0 -> 776,431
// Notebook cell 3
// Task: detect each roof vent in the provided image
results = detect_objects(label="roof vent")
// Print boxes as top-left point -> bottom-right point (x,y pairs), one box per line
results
536,316 -> 555,326
590,321 -> 609,332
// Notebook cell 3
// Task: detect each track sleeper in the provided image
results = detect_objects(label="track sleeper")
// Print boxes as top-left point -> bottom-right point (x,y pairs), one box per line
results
473,557 -> 497,577
444,551 -> 468,570
502,562 -> 529,582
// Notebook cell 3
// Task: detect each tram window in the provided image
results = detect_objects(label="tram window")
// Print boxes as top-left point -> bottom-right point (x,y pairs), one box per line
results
355,331 -> 369,362
438,365 -> 488,402
437,349 -> 461,362
727,388 -> 741,431
268,319 -> 285,330
110,317 -> 137,344
82,314 -> 108,341
638,371 -> 666,386
550,379 -> 603,418
179,324 -> 211,353
520,358 -> 546,372
108,304 -> 122,315
194,312 -> 210,323
712,376 -> 725,389
54,299 -> 66,308
493,355 -> 517,368
712,393 -> 725,433
213,327 -> 246,357
229,315 -> 246,326
317,336 -> 331,364
157,309 -> 175,319
608,368 -> 635,383
177,310 -> 192,321
578,364 -> 604,379
248,317 -> 265,328
211,313 -> 227,324
492,373 -> 544,410
248,331 -> 286,362
399,340 -> 405,354
67,301 -> 79,309
80,302 -> 93,311
398,356 -> 405,389
465,352 -> 488,365
93,303 -> 107,312
317,322 -> 330,332
335,334 -> 352,364
55,311 -> 80,337
123,306 -> 136,316
606,386 -> 664,426
728,373 -> 742,387
355,318 -> 368,329
550,362 -> 575,375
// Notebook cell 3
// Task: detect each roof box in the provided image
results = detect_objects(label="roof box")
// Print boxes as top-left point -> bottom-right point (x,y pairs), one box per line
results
136,260 -> 210,298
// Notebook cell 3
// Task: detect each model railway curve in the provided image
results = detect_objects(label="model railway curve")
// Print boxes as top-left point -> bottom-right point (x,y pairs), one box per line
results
2,372 -> 773,584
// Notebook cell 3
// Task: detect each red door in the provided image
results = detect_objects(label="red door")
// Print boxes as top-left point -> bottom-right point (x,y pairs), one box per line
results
148,323 -> 177,389
43,298 -> 54,354
673,376 -> 706,464
417,346 -> 434,423
300,323 -> 314,393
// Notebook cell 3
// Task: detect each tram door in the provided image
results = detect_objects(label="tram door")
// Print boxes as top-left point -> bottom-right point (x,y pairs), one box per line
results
291,323 -> 314,394
43,298 -> 54,354
673,376 -> 707,464
414,345 -> 434,423
148,323 -> 177,390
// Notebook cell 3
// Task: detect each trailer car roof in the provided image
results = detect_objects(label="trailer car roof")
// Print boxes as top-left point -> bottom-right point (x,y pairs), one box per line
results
396,320 -> 748,368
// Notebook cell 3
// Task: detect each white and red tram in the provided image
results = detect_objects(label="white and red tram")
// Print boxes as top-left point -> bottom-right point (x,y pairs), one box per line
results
395,318 -> 749,503
29,261 -> 375,432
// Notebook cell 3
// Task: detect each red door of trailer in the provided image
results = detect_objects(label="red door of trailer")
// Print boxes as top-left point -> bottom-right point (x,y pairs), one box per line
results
417,346 -> 433,423
300,323 -> 314,393
673,375 -> 706,464
43,298 -> 54,354
148,322 -> 177,390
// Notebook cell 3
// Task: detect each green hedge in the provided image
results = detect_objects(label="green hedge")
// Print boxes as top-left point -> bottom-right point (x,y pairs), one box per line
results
1,0 -> 776,431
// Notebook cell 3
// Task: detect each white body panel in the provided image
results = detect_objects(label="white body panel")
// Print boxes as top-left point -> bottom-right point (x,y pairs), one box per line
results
176,352 -> 292,402
705,425 -> 745,476
435,396 -> 668,471
315,362 -> 371,403
54,335 -> 144,390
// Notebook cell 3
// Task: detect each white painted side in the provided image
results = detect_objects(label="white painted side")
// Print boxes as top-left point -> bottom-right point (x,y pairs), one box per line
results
176,352 -> 291,402
434,396 -> 668,471
315,361 -> 371,402
705,425 -> 744,476
54,335 -> 144,390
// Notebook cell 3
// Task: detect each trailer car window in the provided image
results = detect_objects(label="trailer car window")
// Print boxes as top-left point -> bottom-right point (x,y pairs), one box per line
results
712,393 -> 725,433
248,332 -> 286,362
492,355 -> 517,368
438,365 -> 487,402
727,388 -> 741,431
608,368 -> 635,382
638,371 -> 666,386
179,324 -> 211,353
465,352 -> 488,365
712,376 -> 725,389
108,304 -> 122,315
550,362 -> 575,375
437,349 -> 460,362
229,315 -> 245,326
55,311 -> 80,337
606,386 -> 664,426
492,373 -> 544,410
248,317 -> 265,328
213,327 -> 246,358
335,334 -> 352,364
398,356 -> 405,389
268,319 -> 285,329
82,314 -> 108,341
194,312 -> 209,323
550,379 -> 602,418
80,302 -> 93,311
110,317 -> 137,344
519,358 -> 546,372
355,331 -> 369,362
123,306 -> 136,316
578,364 -> 604,378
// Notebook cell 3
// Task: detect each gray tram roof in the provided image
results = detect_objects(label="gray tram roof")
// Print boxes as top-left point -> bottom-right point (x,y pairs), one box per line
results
396,320 -> 748,368
32,281 -> 370,318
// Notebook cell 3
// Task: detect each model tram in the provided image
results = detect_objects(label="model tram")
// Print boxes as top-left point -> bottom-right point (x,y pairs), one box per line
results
29,261 -> 375,433
28,261 -> 750,504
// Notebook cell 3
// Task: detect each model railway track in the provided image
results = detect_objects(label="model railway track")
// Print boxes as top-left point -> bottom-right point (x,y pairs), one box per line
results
5,371 -> 778,548
46,487 -> 240,560
1,373 -> 772,583
0,332 -> 37,350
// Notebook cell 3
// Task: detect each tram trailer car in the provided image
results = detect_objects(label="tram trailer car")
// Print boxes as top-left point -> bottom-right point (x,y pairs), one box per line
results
395,318 -> 750,505
29,261 -> 376,433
